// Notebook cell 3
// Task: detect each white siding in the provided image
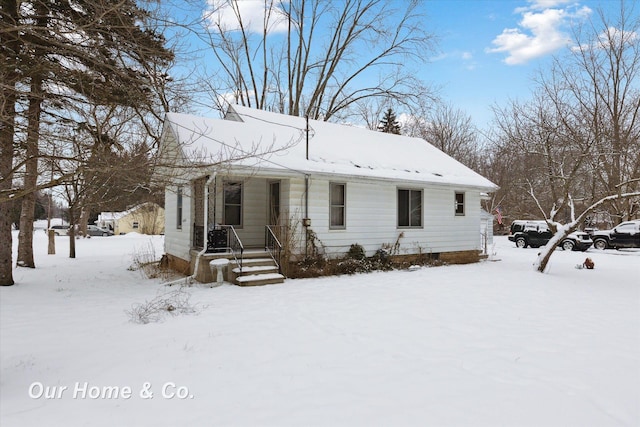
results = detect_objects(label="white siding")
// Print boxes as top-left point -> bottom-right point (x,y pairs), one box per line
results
285,177 -> 482,258
164,183 -> 192,262
165,172 -> 484,262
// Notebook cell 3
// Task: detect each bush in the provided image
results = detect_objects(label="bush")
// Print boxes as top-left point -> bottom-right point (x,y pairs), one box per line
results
128,241 -> 175,280
336,258 -> 370,275
346,243 -> 366,260
286,242 -> 442,279
126,287 -> 200,324
289,254 -> 328,278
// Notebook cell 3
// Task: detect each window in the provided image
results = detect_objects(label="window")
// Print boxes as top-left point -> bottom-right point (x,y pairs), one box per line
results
455,192 -> 465,215
132,221 -> 139,229
330,183 -> 346,229
398,189 -> 422,227
176,186 -> 183,229
224,181 -> 242,226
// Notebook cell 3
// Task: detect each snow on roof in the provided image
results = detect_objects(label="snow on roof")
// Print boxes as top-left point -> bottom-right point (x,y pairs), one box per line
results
97,203 -> 159,222
163,105 -> 498,190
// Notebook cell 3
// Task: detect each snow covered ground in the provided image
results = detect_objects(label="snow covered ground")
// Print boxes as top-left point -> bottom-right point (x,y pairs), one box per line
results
1,231 -> 639,426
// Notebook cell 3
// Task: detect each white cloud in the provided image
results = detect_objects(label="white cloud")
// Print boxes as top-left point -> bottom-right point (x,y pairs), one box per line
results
515,0 -> 573,13
204,0 -> 289,34
597,26 -> 639,49
431,51 -> 477,70
487,2 -> 592,65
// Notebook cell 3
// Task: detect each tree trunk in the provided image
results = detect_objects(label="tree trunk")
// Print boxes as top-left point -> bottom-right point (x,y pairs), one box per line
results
16,74 -> 43,268
0,198 -> 13,285
48,229 -> 56,255
68,205 -> 77,258
16,196 -> 36,268
535,242 -> 560,273
79,207 -> 90,238
0,0 -> 21,285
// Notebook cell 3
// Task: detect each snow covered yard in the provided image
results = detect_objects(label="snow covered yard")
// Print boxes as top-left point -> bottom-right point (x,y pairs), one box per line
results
1,232 -> 638,426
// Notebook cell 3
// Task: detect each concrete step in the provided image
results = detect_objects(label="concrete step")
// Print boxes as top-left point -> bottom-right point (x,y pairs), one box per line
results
232,265 -> 278,275
230,258 -> 275,268
236,273 -> 285,286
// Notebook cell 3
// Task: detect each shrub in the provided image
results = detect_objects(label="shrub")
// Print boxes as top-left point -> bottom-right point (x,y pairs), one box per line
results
346,243 -> 366,260
128,240 -> 175,280
126,287 -> 200,324
336,258 -> 370,275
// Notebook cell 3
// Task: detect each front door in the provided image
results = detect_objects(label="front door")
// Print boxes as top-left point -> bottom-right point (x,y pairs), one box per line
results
269,181 -> 281,226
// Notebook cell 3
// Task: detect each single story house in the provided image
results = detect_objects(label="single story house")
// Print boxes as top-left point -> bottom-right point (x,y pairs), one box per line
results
95,202 -> 165,235
157,105 -> 498,284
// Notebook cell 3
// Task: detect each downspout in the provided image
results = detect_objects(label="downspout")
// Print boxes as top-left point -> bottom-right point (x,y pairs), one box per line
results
305,174 -> 309,258
305,115 -> 310,258
191,171 -> 218,282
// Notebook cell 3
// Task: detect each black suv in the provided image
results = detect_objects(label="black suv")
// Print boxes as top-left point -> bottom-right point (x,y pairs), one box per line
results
591,220 -> 640,250
508,220 -> 593,251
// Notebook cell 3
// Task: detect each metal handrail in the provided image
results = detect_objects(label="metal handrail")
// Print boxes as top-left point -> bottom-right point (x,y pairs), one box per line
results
201,225 -> 244,273
226,225 -> 244,273
265,225 -> 283,274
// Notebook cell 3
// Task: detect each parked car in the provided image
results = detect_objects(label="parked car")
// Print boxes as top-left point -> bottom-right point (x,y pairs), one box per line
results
508,220 -> 593,251
557,232 -> 594,251
48,225 -> 70,236
508,220 -> 548,236
82,225 -> 114,237
591,220 -> 640,250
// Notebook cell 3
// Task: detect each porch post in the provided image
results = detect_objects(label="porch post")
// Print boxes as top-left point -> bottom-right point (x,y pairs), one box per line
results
203,172 -> 217,252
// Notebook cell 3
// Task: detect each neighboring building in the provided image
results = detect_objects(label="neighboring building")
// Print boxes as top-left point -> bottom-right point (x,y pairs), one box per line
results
95,203 -> 165,235
157,105 -> 498,282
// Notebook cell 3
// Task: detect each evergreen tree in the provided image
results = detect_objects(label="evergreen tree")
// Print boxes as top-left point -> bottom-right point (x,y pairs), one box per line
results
0,0 -> 173,280
378,108 -> 402,134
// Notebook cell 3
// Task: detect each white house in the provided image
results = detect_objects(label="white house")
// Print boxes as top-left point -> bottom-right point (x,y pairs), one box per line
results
157,105 -> 498,284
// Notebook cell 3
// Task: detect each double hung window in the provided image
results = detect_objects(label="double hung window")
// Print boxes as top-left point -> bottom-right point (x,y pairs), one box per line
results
330,183 -> 346,229
455,192 -> 465,215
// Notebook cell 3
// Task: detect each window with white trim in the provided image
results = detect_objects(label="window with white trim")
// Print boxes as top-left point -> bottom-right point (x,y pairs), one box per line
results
455,192 -> 465,215
330,183 -> 346,229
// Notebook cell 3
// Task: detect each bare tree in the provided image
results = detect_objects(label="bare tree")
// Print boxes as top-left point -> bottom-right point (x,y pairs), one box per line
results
566,4 -> 640,222
198,0 -> 436,120
405,102 -> 481,168
489,1 -> 640,272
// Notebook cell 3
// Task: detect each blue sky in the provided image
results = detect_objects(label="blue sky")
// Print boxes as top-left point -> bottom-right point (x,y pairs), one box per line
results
182,0 -> 625,129
422,0 -> 618,128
